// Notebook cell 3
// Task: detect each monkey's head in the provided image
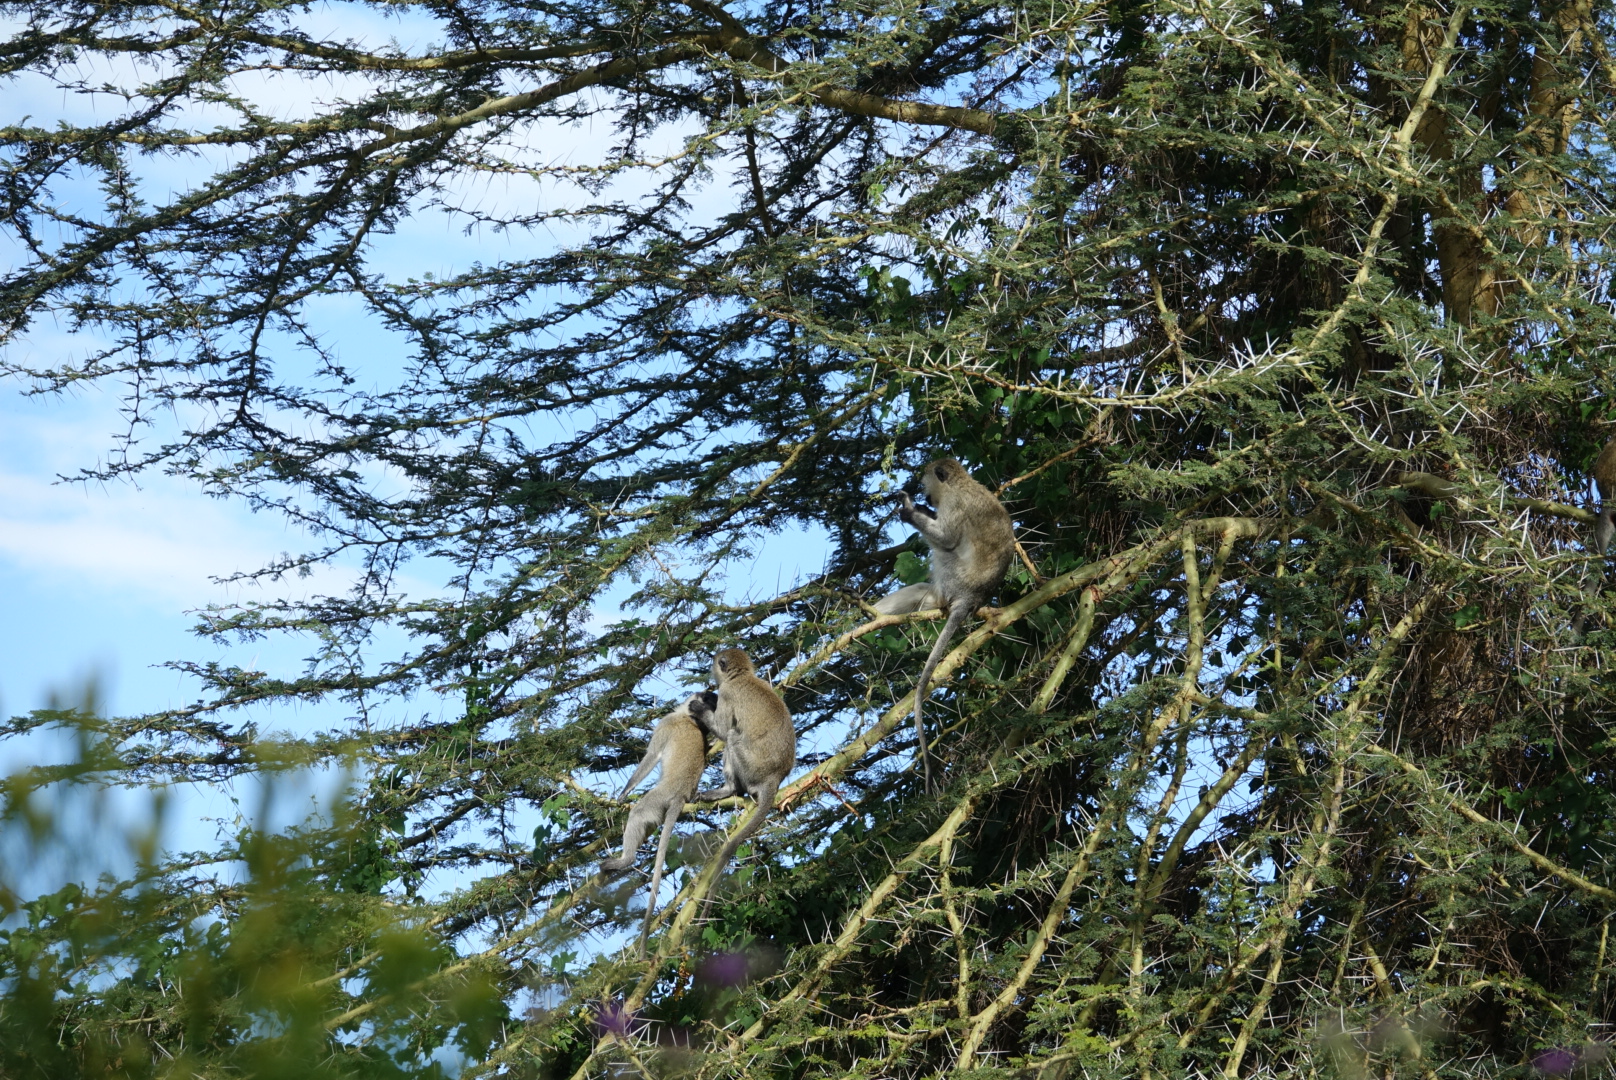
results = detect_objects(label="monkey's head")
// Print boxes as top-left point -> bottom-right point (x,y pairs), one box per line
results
686,690 -> 718,719
919,457 -> 967,500
684,690 -> 718,733
712,648 -> 756,684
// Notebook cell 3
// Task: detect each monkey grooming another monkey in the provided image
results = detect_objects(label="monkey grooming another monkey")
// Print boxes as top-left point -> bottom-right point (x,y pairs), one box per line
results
697,648 -> 796,882
601,691 -> 717,951
874,457 -> 1014,792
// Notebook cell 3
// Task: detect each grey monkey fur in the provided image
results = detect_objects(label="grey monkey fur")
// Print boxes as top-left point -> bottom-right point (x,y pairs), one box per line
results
875,457 -> 1014,792
872,582 -> 942,616
1595,437 -> 1616,557
601,691 -> 717,951
696,648 -> 796,881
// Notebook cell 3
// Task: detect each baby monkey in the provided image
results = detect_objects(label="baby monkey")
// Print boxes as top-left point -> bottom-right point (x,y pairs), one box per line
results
601,691 -> 718,950
874,457 -> 1014,792
698,648 -> 796,881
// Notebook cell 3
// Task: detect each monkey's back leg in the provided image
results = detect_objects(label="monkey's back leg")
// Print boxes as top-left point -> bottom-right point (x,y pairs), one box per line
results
601,794 -> 671,872
695,753 -> 742,802
873,582 -> 942,616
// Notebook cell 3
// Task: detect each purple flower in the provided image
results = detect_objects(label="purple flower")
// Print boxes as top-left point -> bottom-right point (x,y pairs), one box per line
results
1533,1049 -> 1578,1076
596,1000 -> 636,1037
697,951 -> 750,988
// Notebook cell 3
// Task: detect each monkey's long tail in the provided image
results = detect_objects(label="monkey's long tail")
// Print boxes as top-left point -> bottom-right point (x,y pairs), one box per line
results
913,605 -> 968,795
638,800 -> 685,957
708,778 -> 780,885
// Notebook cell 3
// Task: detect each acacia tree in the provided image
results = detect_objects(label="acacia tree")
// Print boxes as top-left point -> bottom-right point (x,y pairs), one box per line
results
2,0 -> 1616,1075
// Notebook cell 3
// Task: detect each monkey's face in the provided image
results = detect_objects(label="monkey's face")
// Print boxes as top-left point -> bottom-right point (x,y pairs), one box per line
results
919,458 -> 961,501
685,691 -> 718,734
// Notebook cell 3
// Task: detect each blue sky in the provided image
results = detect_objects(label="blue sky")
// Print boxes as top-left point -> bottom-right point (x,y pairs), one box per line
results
0,6 -> 1249,940
0,4 -> 867,901
0,382 -> 330,717
0,0 -> 850,716
0,3 -> 643,721
0,372 -> 833,893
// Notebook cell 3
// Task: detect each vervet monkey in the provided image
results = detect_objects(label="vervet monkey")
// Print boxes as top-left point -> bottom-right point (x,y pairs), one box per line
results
875,457 -> 1014,792
601,691 -> 717,949
697,648 -> 796,877
1594,436 -> 1616,556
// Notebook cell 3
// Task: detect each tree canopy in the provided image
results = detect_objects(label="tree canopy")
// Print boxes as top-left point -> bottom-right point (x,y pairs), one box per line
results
4,0 -> 1616,1075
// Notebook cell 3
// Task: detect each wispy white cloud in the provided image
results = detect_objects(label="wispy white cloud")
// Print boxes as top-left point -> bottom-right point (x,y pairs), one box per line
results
0,388 -> 439,609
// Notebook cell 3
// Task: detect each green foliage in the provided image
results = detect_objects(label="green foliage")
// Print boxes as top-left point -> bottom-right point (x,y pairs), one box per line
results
4,0 -> 1616,1075
0,718 -> 510,1078
894,550 -> 930,586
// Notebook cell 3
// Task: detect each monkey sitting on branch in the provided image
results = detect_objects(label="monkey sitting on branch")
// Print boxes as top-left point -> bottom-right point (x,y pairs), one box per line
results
873,457 -> 1015,793
696,648 -> 796,885
600,691 -> 717,953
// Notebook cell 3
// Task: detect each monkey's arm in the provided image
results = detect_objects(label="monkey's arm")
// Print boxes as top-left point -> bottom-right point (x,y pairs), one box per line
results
899,493 -> 962,550
706,698 -> 739,746
616,728 -> 667,799
896,493 -> 936,524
